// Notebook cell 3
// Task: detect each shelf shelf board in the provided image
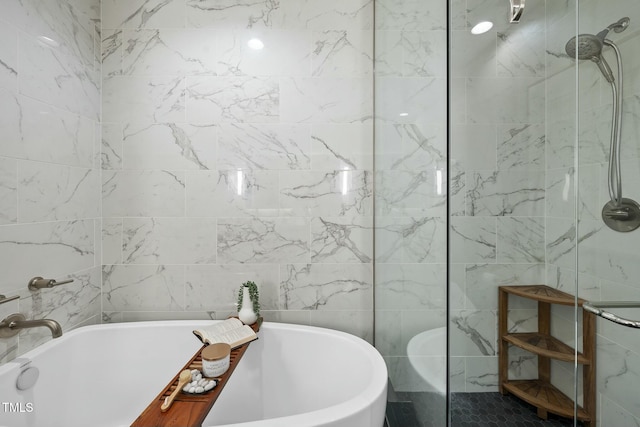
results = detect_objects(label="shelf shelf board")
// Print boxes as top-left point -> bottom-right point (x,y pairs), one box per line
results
502,380 -> 590,422
503,333 -> 590,364
500,285 -> 586,306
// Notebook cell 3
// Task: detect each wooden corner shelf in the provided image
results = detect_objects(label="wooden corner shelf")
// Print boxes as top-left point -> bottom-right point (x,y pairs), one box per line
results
499,285 -> 595,426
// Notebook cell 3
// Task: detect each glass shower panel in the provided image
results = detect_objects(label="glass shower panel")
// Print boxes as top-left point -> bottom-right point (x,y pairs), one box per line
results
374,0 -> 448,426
576,0 -> 640,425
448,0 -> 580,425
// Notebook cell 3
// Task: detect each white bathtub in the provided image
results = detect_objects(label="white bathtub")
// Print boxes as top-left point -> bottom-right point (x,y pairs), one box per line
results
406,327 -> 446,394
0,321 -> 387,427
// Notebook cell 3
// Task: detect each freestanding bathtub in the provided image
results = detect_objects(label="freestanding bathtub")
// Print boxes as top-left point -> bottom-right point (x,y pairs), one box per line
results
0,321 -> 387,427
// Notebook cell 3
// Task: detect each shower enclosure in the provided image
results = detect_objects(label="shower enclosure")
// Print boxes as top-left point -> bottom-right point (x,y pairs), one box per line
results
375,0 -> 640,425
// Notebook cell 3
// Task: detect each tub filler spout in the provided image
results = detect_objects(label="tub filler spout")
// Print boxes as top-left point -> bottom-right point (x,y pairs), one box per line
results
0,313 -> 62,339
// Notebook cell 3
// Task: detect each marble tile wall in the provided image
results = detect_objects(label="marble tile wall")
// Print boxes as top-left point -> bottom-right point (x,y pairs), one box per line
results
100,0 -> 375,340
0,0 -> 102,363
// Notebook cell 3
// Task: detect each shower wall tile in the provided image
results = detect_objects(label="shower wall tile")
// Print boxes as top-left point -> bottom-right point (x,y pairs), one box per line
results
186,264 -> 280,312
102,218 -> 123,265
218,30 -> 311,77
279,170 -> 372,217
496,217 -> 545,263
122,29 -> 218,76
449,217 -> 497,264
597,337 -> 640,420
0,23 -> 17,90
375,0 -> 445,31
102,170 -> 185,217
466,170 -> 545,216
310,216 -> 373,263
375,216 -> 446,263
449,309 -> 497,357
375,170 -> 445,217
375,77 -> 447,125
102,29 -> 122,78
450,125 -> 497,171
102,76 -> 186,123
311,123 -> 373,170
312,30 -> 373,77
280,77 -> 373,123
102,0 -> 186,29
0,220 -> 95,295
497,124 -> 545,171
186,76 -> 279,124
217,217 -> 310,264
186,170 -> 279,217
280,263 -> 372,310
375,264 -> 446,310
466,77 -> 545,124
101,123 -> 123,170
17,163 -> 99,222
121,123 -> 217,170
217,123 -> 311,171
600,395 -> 640,427
122,218 -> 217,265
102,264 -> 185,311
0,157 -> 17,225
496,30 -> 545,78
308,310 -> 374,344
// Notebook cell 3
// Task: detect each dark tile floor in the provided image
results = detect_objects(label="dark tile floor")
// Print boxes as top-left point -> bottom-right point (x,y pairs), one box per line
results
385,392 -> 582,427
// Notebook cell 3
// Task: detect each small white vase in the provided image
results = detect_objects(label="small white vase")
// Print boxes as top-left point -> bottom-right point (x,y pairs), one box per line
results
238,286 -> 258,325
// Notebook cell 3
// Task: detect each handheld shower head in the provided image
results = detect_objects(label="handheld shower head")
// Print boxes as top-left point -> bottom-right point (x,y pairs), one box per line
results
565,34 -> 615,82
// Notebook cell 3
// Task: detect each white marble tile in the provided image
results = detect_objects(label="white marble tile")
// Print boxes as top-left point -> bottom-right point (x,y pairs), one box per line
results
374,31 -> 403,77
186,0 -> 284,29
546,168 -> 575,219
450,30 -> 496,78
375,0 -> 445,31
597,337 -> 640,420
0,22 -> 18,90
217,217 -> 310,264
102,264 -> 185,311
311,123 -> 373,170
0,88 -> 20,159
496,217 -> 545,263
376,123 -> 446,171
310,216 -> 373,263
186,76 -> 279,124
280,0 -> 373,30
464,263 -> 545,310
497,123 -> 545,171
375,263 -> 446,310
123,29 -> 218,76
186,170 -> 279,217
465,356 -> 499,392
385,355 -> 446,393
13,95 -> 95,168
0,157 -> 17,225
218,123 -> 310,170
308,310 -> 373,343
102,0 -> 186,29
601,395 -> 640,427
449,217 -> 496,264
102,218 -> 123,265
19,32 -> 99,120
450,125 -> 497,171
102,29 -> 122,78
466,170 -> 545,216
496,30 -> 545,78
122,123 -> 216,170
186,264 -> 280,311
312,30 -> 372,77
449,310 -> 497,357
402,31 -> 446,78
17,162 -> 99,223
217,30 -> 311,77
375,170 -> 445,217
279,170 -> 372,217
375,216 -> 446,263
102,75 -> 186,123
545,117 -> 576,170
101,123 -> 124,170
0,220 -> 95,292
375,77 -> 446,125
545,218 -> 578,271
280,263 -> 372,310
122,218 -> 216,265
102,170 -> 185,217
466,77 -> 545,124
280,77 -> 373,123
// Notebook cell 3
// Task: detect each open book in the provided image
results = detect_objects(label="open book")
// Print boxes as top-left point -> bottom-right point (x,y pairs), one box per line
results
193,317 -> 258,349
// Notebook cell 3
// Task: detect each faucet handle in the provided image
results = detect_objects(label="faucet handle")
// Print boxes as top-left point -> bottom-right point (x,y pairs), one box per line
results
28,277 -> 74,291
0,295 -> 19,305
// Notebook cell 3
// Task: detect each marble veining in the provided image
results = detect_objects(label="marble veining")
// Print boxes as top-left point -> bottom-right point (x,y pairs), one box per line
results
311,217 -> 372,263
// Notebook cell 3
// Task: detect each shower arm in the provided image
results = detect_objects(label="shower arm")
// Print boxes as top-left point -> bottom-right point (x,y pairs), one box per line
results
583,301 -> 640,328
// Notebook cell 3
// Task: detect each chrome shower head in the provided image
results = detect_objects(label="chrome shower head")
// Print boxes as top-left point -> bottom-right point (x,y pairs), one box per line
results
565,34 -> 615,83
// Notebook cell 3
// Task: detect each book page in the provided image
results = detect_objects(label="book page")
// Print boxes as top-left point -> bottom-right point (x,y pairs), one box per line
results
211,325 -> 257,348
200,317 -> 243,337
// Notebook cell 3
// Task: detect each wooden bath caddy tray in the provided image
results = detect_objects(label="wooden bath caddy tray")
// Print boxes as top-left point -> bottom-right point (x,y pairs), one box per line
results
131,318 -> 262,427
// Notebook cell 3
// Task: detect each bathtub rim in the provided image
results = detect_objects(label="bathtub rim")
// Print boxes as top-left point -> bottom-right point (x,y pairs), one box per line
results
0,320 -> 388,427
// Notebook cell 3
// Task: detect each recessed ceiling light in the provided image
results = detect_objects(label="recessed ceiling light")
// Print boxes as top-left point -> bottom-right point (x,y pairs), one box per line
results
471,21 -> 494,35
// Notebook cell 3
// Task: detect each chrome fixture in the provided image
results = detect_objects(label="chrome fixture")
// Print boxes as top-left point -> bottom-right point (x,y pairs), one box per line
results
0,314 -> 62,339
565,17 -> 640,232
509,0 -> 525,23
583,301 -> 640,328
0,294 -> 19,305
28,276 -> 74,291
